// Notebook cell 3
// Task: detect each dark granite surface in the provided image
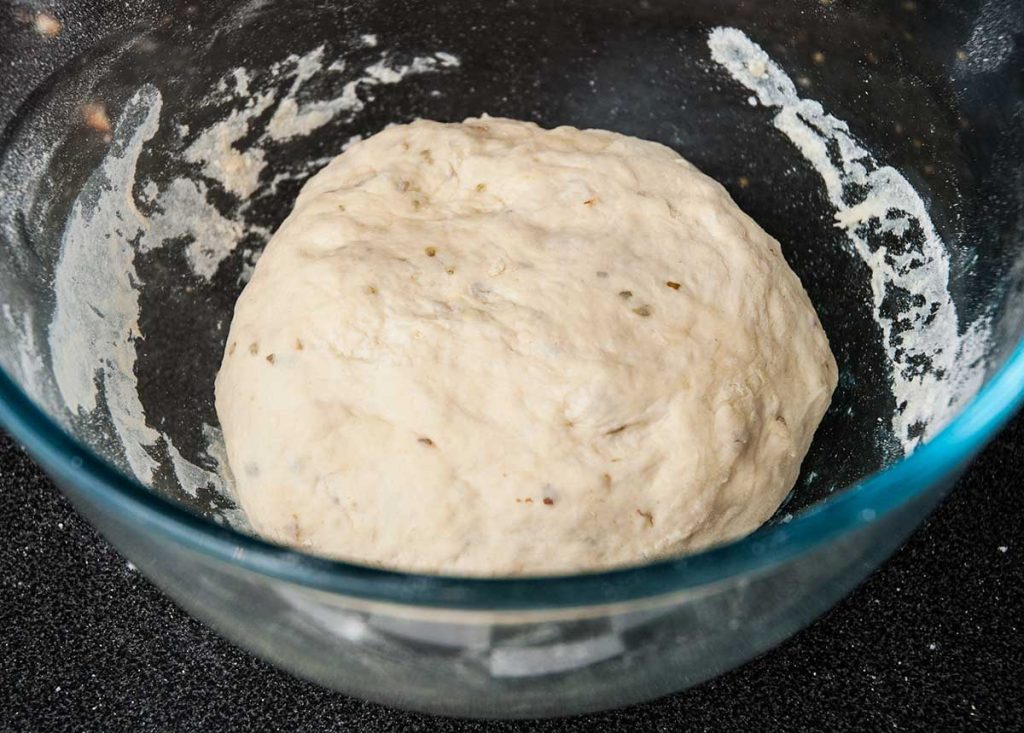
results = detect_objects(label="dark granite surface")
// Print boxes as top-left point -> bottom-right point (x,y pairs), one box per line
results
1,416 -> 1022,732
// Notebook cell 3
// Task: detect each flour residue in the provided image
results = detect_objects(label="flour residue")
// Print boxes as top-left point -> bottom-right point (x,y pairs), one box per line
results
47,39 -> 461,510
1,305 -> 52,412
201,423 -> 235,496
709,27 -> 989,452
162,43 -> 461,277
139,177 -> 248,280
183,89 -> 275,198
265,47 -> 460,142
167,437 -> 224,499
50,86 -> 164,483
957,0 -> 1023,76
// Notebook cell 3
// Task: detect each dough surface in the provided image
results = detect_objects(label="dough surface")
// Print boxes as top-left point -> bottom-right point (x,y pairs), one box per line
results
215,117 -> 837,576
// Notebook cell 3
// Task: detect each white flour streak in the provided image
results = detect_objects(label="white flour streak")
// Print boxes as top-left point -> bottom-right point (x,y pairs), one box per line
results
709,27 -> 988,452
434,52 -> 461,69
202,423 -> 235,497
1,305 -> 50,411
141,180 -> 159,202
50,85 -> 164,482
266,47 -> 461,141
258,154 -> 336,201
266,45 -> 353,141
266,84 -> 361,141
167,437 -> 224,498
231,68 -> 251,97
139,178 -> 246,280
199,423 -> 249,527
184,89 -> 276,198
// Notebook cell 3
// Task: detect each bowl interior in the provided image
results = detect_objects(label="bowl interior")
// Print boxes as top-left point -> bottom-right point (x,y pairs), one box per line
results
0,0 -> 1021,557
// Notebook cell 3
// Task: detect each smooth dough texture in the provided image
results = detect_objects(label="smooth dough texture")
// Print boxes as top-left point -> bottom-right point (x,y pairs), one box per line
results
215,117 -> 837,576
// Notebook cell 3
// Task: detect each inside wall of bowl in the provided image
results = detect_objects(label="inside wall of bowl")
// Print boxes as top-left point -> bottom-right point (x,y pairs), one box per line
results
0,0 -> 1021,538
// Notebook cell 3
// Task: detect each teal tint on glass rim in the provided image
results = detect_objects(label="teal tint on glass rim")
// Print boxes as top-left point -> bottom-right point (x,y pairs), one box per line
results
2,343 -> 1023,610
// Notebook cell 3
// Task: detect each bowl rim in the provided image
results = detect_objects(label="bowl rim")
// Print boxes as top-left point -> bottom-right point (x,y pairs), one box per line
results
1,338 -> 1023,610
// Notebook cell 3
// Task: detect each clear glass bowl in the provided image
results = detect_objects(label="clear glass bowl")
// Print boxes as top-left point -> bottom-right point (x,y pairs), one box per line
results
1,0 -> 1022,718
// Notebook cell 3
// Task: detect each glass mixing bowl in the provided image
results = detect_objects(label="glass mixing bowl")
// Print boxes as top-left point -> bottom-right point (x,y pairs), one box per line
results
1,0 -> 1022,718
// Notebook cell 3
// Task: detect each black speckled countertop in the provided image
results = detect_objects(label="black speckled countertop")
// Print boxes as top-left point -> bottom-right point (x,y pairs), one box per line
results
2,417 -> 1022,732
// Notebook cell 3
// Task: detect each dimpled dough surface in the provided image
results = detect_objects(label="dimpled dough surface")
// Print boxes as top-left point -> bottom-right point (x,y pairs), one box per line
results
215,117 -> 838,576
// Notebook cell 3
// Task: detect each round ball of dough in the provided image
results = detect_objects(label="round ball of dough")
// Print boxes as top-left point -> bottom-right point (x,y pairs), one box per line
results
215,117 -> 837,576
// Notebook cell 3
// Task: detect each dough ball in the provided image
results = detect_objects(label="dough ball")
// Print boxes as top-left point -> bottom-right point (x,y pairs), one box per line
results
215,117 -> 837,576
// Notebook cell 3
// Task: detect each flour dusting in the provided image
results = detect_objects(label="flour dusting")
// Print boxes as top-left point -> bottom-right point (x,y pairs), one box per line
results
160,43 -> 461,275
167,437 -> 224,498
265,47 -> 461,142
50,86 -> 164,483
139,177 -> 248,280
201,423 -> 235,496
183,89 -> 276,198
709,27 -> 989,452
957,0 -> 1023,76
1,305 -> 51,411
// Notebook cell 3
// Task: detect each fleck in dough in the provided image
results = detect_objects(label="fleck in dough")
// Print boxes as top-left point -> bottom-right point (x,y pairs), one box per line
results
215,117 -> 838,576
